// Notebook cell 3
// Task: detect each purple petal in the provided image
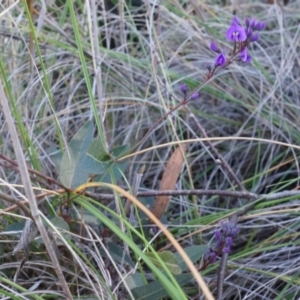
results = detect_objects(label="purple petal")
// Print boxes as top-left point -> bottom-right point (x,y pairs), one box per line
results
210,252 -> 217,263
256,22 -> 266,31
231,16 -> 240,26
251,33 -> 259,42
232,227 -> 239,236
240,48 -> 248,62
215,52 -> 226,67
180,84 -> 187,94
250,18 -> 256,28
246,28 -> 253,38
223,247 -> 231,254
245,17 -> 250,27
191,92 -> 200,100
226,25 -> 247,42
225,237 -> 233,247
214,230 -> 222,241
210,41 -> 219,52
245,55 -> 252,63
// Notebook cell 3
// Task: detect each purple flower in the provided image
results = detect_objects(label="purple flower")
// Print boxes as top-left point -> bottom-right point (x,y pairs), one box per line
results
210,251 -> 217,263
240,48 -> 252,63
250,33 -> 259,42
206,62 -> 212,72
245,17 -> 250,27
223,247 -> 231,254
225,236 -> 233,248
226,24 -> 247,42
191,92 -> 200,100
203,221 -> 239,268
180,83 -> 187,94
246,28 -> 253,38
222,237 -> 233,253
255,22 -> 266,31
221,221 -> 239,237
249,18 -> 256,28
214,230 -> 222,241
204,248 -> 217,263
231,16 -> 241,26
210,41 -> 219,53
215,52 -> 226,67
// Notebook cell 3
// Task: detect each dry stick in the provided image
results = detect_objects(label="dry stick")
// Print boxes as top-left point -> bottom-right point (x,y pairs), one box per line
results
88,189 -> 256,200
0,81 -> 72,299
0,191 -> 32,218
87,189 -> 300,204
0,154 -> 68,190
4,188 -> 299,219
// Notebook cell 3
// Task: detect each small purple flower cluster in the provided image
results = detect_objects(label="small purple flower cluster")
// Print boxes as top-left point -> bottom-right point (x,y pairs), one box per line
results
180,83 -> 200,100
203,221 -> 239,266
210,16 -> 265,68
179,16 -> 265,102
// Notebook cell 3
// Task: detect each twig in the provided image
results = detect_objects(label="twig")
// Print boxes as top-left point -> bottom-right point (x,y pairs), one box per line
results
0,191 -> 32,218
0,154 -> 69,190
87,189 -> 300,202
185,106 -> 246,192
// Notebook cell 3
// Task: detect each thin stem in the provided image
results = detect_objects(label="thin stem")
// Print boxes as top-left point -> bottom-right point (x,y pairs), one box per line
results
186,107 -> 246,192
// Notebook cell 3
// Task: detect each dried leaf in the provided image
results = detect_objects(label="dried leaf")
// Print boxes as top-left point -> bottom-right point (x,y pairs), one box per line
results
151,144 -> 187,219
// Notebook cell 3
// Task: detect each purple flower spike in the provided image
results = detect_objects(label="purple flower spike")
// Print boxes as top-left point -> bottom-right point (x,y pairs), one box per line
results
191,92 -> 200,100
240,48 -> 251,63
215,52 -> 226,67
180,83 -> 187,94
226,24 -> 247,42
210,41 -> 219,53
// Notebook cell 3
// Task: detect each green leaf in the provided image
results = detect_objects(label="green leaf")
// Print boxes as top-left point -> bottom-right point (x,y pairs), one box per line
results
175,245 -> 208,271
5,220 -> 26,236
131,245 -> 208,300
83,143 -> 129,183
47,145 -> 63,171
81,140 -> 112,175
46,216 -> 70,232
99,241 -> 135,268
131,273 -> 193,300
145,251 -> 182,275
59,121 -> 95,189
125,273 -> 145,290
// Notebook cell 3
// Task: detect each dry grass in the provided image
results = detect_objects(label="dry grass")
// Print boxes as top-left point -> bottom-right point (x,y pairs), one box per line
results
0,0 -> 300,299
